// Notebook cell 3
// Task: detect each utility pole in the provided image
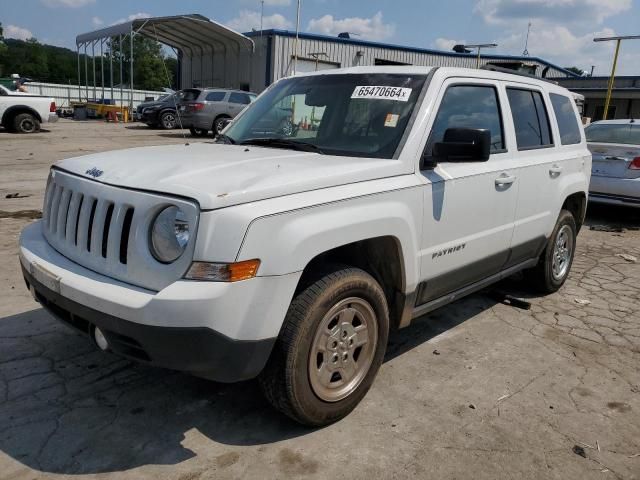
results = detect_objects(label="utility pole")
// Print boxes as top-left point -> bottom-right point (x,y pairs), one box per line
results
594,34 -> 640,119
260,0 -> 264,36
293,0 -> 301,75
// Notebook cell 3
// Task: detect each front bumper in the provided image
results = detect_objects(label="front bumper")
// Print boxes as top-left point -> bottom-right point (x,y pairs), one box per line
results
22,264 -> 274,381
19,221 -> 301,382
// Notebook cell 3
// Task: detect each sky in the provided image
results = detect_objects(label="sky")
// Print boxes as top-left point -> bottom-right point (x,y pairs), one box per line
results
2,0 -> 640,75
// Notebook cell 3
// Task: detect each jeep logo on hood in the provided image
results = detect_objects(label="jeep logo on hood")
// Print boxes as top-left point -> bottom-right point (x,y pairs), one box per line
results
85,167 -> 104,178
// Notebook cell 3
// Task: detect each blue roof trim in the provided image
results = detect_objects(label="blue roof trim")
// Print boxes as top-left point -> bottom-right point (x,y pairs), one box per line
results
559,75 -> 640,81
244,29 -> 579,78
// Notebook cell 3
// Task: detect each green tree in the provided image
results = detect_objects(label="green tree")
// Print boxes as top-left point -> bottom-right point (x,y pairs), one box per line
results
0,23 -> 8,75
565,66 -> 586,76
108,35 -> 176,90
0,34 -> 177,90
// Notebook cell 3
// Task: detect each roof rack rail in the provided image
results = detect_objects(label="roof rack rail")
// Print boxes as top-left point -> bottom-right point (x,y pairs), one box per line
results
480,64 -> 559,84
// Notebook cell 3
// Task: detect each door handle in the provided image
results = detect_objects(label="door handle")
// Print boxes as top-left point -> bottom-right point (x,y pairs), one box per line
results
495,174 -> 516,186
549,165 -> 563,176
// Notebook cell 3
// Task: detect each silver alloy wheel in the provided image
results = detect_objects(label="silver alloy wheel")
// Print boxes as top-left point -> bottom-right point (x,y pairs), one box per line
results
308,297 -> 378,402
162,113 -> 176,129
551,224 -> 573,280
19,117 -> 36,133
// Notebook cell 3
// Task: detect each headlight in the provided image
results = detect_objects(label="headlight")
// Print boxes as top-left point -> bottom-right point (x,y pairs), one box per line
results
150,206 -> 190,263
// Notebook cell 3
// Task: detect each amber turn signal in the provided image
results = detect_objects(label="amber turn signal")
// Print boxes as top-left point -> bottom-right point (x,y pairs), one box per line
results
185,259 -> 260,282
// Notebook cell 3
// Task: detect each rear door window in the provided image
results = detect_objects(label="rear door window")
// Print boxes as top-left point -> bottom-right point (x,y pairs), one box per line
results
550,93 -> 581,145
506,88 -> 554,150
229,92 -> 252,105
205,91 -> 226,102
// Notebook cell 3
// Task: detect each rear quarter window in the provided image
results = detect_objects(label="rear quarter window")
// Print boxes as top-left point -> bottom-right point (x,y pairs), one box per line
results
181,89 -> 201,101
550,93 -> 582,145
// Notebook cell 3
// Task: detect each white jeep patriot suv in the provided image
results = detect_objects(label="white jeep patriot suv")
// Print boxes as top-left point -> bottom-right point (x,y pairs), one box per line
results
19,66 -> 590,426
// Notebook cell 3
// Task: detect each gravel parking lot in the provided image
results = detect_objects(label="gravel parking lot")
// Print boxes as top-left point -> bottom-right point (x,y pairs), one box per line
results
1,120 -> 639,480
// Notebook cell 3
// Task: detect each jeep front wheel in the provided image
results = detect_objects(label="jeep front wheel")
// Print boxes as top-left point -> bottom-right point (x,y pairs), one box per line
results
259,267 -> 389,426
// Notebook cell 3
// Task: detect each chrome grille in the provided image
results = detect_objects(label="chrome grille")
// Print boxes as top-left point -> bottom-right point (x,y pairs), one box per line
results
42,169 -> 199,292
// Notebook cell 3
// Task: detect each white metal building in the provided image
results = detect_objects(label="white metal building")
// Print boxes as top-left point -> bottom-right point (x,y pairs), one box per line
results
243,29 -> 577,93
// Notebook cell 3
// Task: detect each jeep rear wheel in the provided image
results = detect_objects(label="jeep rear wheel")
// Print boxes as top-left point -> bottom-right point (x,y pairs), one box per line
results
14,113 -> 40,134
526,209 -> 577,293
259,267 -> 389,426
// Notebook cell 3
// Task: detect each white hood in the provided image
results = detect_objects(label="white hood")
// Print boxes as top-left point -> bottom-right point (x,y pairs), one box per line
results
55,142 -> 410,210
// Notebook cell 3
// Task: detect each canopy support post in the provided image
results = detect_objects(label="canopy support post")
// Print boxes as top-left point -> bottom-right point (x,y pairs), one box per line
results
92,40 -> 96,101
130,25 -> 134,110
119,34 -> 123,107
109,37 -> 114,103
76,44 -> 81,102
100,38 -> 104,102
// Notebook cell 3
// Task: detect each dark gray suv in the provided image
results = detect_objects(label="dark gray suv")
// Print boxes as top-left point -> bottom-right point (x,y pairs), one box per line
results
178,88 -> 257,137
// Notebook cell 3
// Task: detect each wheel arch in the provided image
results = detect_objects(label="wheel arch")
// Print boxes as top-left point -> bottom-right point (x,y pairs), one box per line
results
297,236 -> 407,329
562,191 -> 587,232
2,105 -> 42,126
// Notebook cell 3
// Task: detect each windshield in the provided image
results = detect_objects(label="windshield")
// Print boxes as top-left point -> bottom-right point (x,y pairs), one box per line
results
224,73 -> 427,158
585,123 -> 640,145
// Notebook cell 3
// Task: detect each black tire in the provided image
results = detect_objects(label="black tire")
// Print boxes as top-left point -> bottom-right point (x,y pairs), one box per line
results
13,113 -> 40,134
159,111 -> 177,130
189,127 -> 208,137
526,209 -> 577,293
259,267 -> 389,426
213,115 -> 230,135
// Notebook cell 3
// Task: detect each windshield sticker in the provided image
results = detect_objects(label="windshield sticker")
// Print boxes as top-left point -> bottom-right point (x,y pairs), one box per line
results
384,113 -> 399,128
351,86 -> 412,102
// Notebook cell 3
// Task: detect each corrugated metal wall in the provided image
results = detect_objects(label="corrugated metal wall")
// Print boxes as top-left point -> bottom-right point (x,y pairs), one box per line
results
24,82 -> 165,108
270,35 -> 570,83
179,39 -> 267,92
181,32 -> 571,93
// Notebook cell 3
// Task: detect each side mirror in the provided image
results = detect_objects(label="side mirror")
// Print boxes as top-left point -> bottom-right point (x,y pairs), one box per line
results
432,128 -> 491,162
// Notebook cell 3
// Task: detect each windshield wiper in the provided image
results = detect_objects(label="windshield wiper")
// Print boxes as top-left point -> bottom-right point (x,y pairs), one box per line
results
215,134 -> 236,145
239,137 -> 325,153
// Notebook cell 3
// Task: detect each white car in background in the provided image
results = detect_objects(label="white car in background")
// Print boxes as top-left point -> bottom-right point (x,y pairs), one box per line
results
585,119 -> 640,208
0,84 -> 58,133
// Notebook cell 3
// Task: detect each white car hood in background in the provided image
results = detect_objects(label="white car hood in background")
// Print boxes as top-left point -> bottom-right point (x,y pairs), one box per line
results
55,143 -> 410,210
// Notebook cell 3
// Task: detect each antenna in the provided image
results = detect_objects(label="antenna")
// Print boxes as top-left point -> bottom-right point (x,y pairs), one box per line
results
260,0 -> 264,36
523,21 -> 531,56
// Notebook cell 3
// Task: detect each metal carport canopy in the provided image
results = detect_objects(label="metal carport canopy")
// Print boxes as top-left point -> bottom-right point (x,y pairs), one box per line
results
75,14 -> 254,53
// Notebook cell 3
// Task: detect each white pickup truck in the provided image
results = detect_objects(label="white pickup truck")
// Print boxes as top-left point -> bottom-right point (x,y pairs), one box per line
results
0,84 -> 57,133
19,66 -> 591,425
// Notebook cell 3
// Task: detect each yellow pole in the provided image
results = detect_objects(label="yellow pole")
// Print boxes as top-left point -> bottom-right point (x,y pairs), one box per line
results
603,39 -> 621,120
